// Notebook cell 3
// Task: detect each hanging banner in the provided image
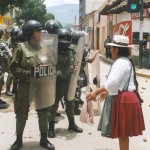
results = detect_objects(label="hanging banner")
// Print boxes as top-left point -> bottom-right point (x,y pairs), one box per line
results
0,16 -> 13,25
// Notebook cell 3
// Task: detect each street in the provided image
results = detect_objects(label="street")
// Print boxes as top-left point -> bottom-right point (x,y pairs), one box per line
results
0,59 -> 150,150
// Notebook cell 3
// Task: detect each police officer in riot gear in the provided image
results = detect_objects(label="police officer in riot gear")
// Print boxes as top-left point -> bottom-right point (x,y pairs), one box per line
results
48,28 -> 83,138
0,27 -> 12,109
45,19 -> 61,117
71,31 -> 99,115
11,31 -> 26,95
5,27 -> 20,96
10,20 -> 55,150
69,30 -> 84,115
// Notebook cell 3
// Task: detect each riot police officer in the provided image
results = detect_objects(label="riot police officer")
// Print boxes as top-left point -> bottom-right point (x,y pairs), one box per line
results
11,31 -> 26,95
48,28 -> 83,138
5,27 -> 20,96
69,30 -> 83,114
45,19 -> 62,117
71,30 -> 99,115
0,27 -> 12,109
10,20 -> 55,150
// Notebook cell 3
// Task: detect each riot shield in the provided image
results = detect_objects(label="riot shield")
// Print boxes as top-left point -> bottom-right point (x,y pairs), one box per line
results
90,50 -> 100,88
67,37 -> 85,101
29,32 -> 58,109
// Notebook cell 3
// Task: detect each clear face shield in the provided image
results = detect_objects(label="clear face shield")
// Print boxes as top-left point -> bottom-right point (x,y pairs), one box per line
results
58,36 -> 71,50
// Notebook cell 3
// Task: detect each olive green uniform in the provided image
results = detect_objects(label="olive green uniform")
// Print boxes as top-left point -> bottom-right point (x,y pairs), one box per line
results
49,48 -> 75,121
10,42 -> 51,134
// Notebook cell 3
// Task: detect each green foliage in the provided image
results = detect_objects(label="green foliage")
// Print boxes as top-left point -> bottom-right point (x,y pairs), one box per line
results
0,0 -> 28,15
57,21 -> 63,28
15,0 -> 54,27
64,23 -> 73,29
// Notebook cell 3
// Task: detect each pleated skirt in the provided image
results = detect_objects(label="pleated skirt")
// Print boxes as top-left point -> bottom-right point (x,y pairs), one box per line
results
111,91 -> 145,139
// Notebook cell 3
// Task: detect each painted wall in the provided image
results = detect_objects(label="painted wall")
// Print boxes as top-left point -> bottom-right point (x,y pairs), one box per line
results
93,10 -> 108,54
112,10 -> 150,57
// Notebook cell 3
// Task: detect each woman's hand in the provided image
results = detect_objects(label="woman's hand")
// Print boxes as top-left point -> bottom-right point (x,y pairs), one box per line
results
98,92 -> 107,102
86,92 -> 97,101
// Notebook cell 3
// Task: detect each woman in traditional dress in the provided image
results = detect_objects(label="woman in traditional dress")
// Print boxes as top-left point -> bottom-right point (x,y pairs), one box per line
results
86,35 -> 145,150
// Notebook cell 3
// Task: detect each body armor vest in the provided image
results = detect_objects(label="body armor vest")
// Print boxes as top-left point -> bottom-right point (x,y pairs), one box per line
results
57,48 -> 74,78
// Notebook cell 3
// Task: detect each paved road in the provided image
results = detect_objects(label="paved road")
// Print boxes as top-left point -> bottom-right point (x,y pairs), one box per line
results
0,60 -> 150,150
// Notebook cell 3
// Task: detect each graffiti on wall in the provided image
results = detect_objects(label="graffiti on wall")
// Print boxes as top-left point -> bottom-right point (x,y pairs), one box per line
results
113,21 -> 132,44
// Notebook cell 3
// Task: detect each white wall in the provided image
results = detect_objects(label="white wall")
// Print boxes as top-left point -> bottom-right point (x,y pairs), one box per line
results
86,0 -> 106,14
132,18 -> 150,32
113,12 -> 150,33
113,12 -> 131,25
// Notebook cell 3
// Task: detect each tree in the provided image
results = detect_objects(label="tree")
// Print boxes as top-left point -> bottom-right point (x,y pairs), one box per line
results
57,21 -> 63,28
15,0 -> 54,27
64,23 -> 73,29
0,0 -> 29,15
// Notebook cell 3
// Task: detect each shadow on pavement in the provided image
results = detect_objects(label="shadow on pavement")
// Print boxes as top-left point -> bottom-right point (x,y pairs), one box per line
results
55,128 -> 78,140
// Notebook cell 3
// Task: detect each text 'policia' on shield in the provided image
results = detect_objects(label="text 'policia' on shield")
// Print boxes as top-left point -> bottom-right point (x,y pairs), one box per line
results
31,65 -> 56,77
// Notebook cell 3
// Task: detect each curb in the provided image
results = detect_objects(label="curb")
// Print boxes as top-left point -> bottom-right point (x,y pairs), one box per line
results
136,71 -> 150,78
99,54 -> 150,78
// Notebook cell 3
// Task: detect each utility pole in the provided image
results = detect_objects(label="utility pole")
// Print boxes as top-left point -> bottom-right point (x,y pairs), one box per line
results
139,0 -> 144,69
74,16 -> 76,30
92,0 -> 95,49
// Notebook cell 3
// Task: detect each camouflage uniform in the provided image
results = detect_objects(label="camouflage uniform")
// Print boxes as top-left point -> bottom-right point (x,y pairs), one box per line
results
0,39 -> 12,108
5,38 -> 18,96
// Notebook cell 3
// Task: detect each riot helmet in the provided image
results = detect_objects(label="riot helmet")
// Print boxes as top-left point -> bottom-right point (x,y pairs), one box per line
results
16,31 -> 26,43
10,27 -> 20,40
57,28 -> 71,50
45,20 -> 59,34
0,27 -> 4,37
71,31 -> 82,45
22,20 -> 42,41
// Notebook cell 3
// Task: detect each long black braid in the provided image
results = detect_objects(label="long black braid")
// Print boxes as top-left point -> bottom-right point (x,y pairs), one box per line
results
128,58 -> 144,103
114,46 -> 143,103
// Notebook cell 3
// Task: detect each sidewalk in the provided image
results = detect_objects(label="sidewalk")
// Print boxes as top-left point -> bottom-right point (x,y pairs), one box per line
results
99,53 -> 150,78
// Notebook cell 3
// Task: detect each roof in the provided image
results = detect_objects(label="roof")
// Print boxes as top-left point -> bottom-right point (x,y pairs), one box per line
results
100,0 -> 150,15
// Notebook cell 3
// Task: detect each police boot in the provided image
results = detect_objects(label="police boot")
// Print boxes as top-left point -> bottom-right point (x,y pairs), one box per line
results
0,99 -> 9,109
48,121 -> 55,138
6,86 -> 13,96
11,134 -> 22,150
40,132 -> 55,150
74,101 -> 81,115
68,118 -> 83,133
